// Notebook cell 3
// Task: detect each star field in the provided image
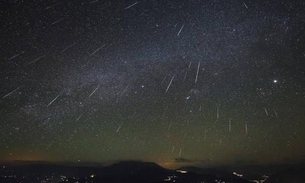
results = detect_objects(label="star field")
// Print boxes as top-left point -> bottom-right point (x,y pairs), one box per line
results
1,0 -> 305,168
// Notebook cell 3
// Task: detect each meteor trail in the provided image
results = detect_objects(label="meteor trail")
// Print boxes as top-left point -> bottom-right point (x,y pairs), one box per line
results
165,76 -> 175,93
177,24 -> 185,36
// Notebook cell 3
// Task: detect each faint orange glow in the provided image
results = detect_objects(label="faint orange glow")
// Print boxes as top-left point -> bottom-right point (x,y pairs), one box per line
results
155,160 -> 182,169
1,151 -> 59,162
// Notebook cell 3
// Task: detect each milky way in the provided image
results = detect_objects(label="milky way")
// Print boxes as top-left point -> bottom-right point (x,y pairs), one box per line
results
1,0 -> 305,168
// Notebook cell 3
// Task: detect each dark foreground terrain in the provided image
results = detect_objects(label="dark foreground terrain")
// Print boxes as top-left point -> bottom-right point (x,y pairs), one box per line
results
1,161 -> 304,183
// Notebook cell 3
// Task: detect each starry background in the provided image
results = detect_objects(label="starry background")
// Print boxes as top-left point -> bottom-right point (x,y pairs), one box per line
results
1,0 -> 305,168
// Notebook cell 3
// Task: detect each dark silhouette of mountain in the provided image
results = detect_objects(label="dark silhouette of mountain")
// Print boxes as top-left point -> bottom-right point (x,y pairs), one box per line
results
104,160 -> 168,173
92,161 -> 172,183
2,161 -> 305,183
60,161 -> 251,183
264,166 -> 305,183
1,161 -> 254,183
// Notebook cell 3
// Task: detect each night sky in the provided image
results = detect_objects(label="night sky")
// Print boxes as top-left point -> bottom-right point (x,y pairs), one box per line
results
1,0 -> 305,168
